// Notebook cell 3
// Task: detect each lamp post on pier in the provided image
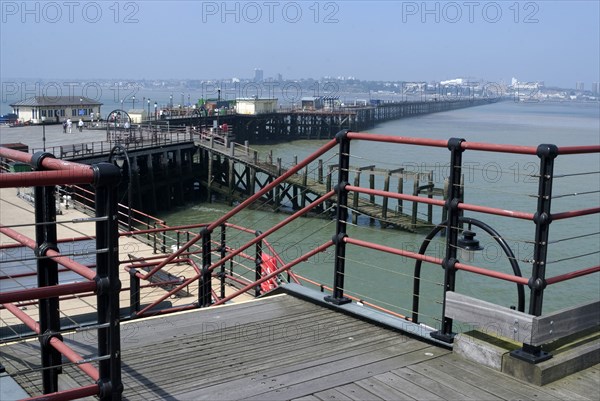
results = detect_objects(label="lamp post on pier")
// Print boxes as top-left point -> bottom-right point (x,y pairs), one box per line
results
411,216 -> 525,340
154,102 -> 157,120
147,99 -> 150,121
132,95 -> 136,110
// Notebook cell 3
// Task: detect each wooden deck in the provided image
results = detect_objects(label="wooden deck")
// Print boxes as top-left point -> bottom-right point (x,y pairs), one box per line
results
2,293 -> 598,400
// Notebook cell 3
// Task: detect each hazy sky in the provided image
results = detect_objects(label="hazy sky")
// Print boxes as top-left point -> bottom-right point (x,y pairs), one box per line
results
1,1 -> 599,88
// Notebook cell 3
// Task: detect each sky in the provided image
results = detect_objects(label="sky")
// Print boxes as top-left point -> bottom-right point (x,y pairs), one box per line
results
0,0 -> 599,88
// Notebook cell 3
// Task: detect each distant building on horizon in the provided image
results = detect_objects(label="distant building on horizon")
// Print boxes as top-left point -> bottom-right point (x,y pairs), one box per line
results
592,82 -> 599,95
254,68 -> 264,82
576,82 -> 584,91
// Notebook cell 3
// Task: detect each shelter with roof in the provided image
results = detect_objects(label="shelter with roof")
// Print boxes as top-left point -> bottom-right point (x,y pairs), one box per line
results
9,96 -> 103,124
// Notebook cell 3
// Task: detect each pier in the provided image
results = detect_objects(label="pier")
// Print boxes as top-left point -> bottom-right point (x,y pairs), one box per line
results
161,98 -> 496,143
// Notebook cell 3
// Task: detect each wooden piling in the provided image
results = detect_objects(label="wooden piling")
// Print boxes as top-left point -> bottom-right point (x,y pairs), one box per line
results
397,168 -> 404,215
382,170 -> 391,226
206,150 -> 213,202
427,170 -> 434,225
411,175 -> 419,230
227,158 -> 235,206
352,170 -> 361,225
318,159 -> 324,184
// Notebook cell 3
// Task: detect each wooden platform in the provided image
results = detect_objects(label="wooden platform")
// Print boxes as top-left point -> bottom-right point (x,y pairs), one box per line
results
196,137 -> 435,232
2,293 -> 598,400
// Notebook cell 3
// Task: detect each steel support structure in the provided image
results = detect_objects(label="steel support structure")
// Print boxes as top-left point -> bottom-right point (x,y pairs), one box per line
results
430,138 -> 464,343
129,268 -> 141,317
255,231 -> 263,297
325,130 -> 352,305
32,152 -> 62,394
511,144 -> 558,363
199,228 -> 212,307
220,224 -> 227,299
94,162 -> 123,400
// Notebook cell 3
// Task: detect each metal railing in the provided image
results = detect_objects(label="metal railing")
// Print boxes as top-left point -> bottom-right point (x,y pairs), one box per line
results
1,131 -> 598,399
0,148 -> 122,401
28,126 -> 194,159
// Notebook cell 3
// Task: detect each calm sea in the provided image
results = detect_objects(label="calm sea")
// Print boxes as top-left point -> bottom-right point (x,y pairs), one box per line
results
155,100 -> 600,329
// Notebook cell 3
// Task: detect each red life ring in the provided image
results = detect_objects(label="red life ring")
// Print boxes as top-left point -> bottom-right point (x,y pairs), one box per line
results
260,254 -> 278,293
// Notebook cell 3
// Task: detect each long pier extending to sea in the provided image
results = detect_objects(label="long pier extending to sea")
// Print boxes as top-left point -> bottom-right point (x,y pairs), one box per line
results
159,98 -> 496,143
14,97 -> 486,224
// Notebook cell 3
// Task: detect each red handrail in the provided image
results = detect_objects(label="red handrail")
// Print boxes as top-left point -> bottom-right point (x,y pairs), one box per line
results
558,145 -> 600,155
546,265 -> 600,285
3,303 -> 100,381
0,225 -> 97,280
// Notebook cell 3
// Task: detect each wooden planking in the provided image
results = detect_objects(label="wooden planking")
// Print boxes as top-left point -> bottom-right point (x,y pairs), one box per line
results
389,367 -> 474,400
3,294 -> 599,401
121,319 -> 402,398
332,383 -> 385,401
438,352 -> 590,401
355,377 -> 417,401
371,371 -> 444,400
179,341 -> 433,400
313,388 -> 354,401
541,364 -> 600,401
405,360 -> 504,400
423,353 -> 552,400
445,291 -> 534,343
239,346 -> 444,401
117,296 -> 414,399
532,300 -> 600,345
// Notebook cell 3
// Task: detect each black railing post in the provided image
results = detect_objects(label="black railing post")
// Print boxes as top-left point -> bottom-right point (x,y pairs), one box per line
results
32,151 -> 61,394
431,137 -> 464,343
255,231 -> 263,297
199,228 -> 212,307
93,162 -> 123,401
220,224 -> 226,299
325,130 -> 352,305
153,222 -> 157,254
511,144 -> 557,363
129,269 -> 140,318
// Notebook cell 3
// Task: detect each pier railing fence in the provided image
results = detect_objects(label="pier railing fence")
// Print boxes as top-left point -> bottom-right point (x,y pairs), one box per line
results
1,130 -> 598,400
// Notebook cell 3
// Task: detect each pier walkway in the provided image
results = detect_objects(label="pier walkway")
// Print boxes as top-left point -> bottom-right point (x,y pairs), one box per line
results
2,292 -> 597,400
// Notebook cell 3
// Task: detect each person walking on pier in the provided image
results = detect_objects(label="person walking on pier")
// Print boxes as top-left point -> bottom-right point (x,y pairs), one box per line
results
62,120 -> 67,133
78,119 -> 84,132
67,118 -> 72,133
